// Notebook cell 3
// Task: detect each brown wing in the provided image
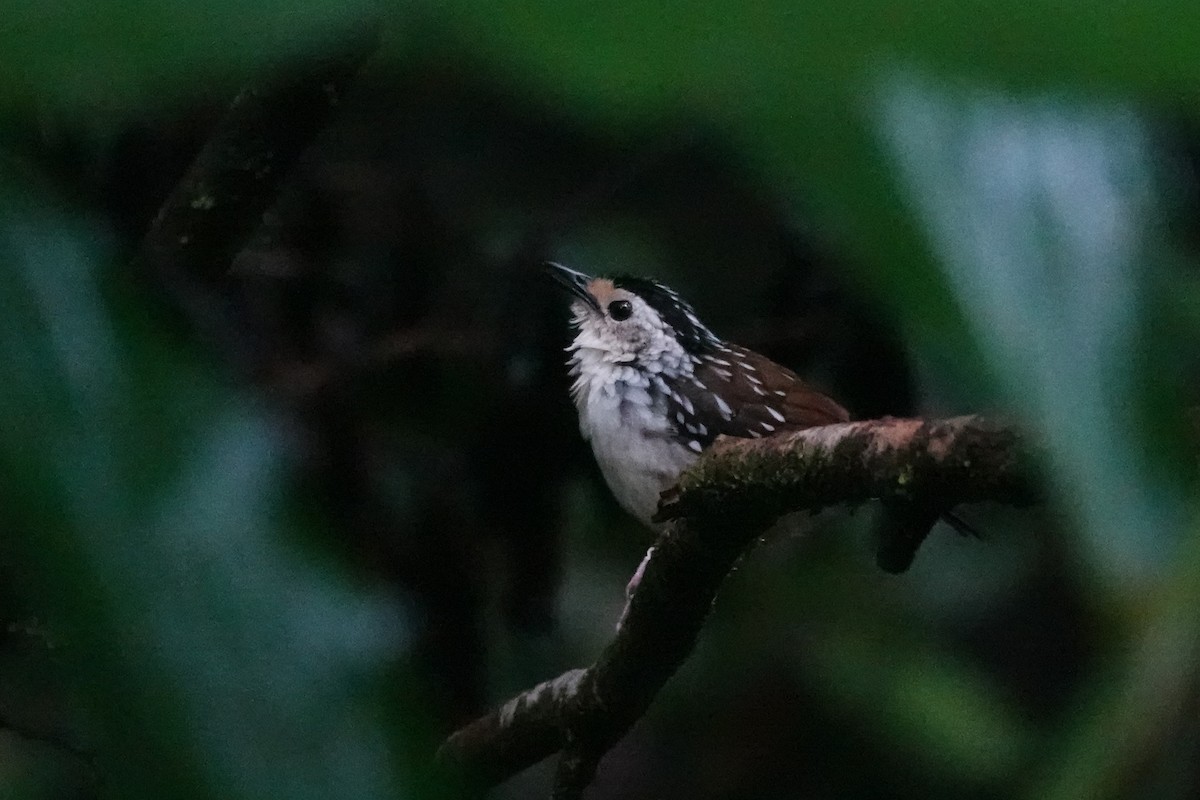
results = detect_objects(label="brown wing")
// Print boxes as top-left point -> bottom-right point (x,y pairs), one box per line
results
724,345 -> 849,432
664,343 -> 848,449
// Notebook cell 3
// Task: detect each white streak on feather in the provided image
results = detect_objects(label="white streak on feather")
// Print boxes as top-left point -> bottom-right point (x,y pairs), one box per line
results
714,395 -> 733,420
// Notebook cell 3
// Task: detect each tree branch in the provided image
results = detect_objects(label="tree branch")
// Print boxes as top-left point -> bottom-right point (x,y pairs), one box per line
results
655,415 -> 1037,523
437,415 -> 1040,794
138,23 -> 379,283
134,20 -> 380,370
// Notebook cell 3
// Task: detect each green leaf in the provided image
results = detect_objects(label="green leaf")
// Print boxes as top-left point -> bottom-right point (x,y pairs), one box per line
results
1030,526 -> 1200,800
873,70 -> 1188,579
424,0 -> 1200,368
434,0 -> 1200,113
0,195 -> 418,799
871,69 -> 1199,800
802,618 -> 1033,784
0,0 -> 378,111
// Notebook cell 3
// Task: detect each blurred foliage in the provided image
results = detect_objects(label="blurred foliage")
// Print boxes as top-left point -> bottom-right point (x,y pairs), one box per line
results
2,0 -> 1200,799
0,191 -> 422,798
0,0 -> 377,112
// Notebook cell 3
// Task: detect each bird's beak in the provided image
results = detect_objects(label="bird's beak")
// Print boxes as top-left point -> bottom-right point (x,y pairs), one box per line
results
545,261 -> 602,312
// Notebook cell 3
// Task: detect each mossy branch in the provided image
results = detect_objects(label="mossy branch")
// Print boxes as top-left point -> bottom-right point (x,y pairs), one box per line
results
437,415 -> 1040,798
655,415 -> 1037,523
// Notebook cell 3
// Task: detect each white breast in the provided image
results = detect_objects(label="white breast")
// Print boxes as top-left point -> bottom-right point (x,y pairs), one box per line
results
570,350 -> 699,526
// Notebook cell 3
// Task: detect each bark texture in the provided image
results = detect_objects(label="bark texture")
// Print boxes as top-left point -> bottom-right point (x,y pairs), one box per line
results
439,415 -> 1041,797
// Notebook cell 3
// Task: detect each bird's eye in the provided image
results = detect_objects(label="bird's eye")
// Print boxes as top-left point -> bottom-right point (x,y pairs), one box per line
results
608,300 -> 633,321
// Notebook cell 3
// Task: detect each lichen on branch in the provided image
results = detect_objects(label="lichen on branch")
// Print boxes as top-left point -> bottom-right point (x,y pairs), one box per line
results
438,415 -> 1040,798
657,415 -> 1038,523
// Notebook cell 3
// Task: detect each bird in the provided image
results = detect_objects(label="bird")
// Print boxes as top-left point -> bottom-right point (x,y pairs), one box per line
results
548,261 -> 969,574
549,262 -> 849,524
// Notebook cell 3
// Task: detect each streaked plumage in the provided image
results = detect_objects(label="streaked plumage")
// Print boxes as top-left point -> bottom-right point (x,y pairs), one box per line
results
551,263 -> 847,526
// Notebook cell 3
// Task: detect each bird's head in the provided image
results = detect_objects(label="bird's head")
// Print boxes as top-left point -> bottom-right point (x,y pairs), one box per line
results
547,262 -> 720,369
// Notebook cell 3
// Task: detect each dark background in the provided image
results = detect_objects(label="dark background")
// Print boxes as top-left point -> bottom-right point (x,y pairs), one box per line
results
1,3 -> 1199,799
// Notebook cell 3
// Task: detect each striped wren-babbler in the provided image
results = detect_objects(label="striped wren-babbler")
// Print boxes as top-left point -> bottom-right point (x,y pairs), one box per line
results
550,262 -> 848,524
549,262 -> 968,577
